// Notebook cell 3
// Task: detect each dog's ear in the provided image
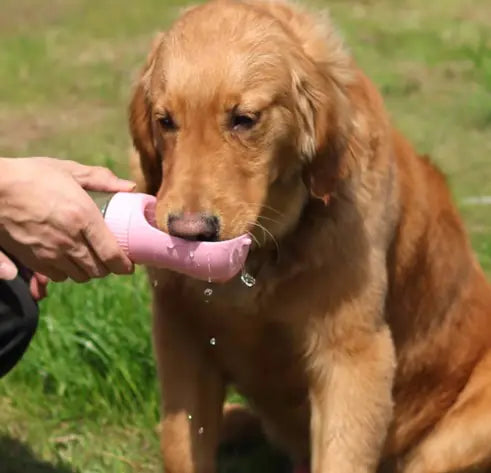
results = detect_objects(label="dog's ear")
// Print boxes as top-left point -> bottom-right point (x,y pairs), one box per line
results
129,33 -> 165,195
291,44 -> 354,205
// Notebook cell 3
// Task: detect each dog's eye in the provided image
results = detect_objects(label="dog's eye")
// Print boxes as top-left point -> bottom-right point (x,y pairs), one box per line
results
158,113 -> 177,131
230,111 -> 260,131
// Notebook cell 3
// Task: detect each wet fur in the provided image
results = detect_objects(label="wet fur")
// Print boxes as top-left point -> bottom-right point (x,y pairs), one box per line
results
128,1 -> 491,472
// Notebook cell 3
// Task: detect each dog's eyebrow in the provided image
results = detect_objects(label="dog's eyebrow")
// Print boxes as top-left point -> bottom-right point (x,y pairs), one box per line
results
153,97 -> 174,116
239,88 -> 279,112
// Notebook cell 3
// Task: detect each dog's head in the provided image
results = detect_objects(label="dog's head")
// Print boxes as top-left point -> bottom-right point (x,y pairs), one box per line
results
129,0 -> 355,244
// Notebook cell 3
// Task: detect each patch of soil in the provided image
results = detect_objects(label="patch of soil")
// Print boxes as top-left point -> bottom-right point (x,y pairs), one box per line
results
0,0 -> 80,36
0,103 -> 109,154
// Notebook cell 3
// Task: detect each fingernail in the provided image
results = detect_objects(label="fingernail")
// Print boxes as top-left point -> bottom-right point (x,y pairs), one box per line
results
119,179 -> 137,190
0,262 -> 18,280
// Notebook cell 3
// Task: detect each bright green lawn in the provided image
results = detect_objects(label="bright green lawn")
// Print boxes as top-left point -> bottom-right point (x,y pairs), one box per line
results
0,0 -> 490,471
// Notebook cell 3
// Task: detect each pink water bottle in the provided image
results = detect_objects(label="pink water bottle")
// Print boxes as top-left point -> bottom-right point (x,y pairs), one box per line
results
88,191 -> 251,283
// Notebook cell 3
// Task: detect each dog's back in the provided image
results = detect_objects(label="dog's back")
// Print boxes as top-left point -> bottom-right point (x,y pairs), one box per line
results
383,129 -> 491,461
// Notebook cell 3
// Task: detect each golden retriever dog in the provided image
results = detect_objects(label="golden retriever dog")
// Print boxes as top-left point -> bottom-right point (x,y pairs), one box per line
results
128,1 -> 491,472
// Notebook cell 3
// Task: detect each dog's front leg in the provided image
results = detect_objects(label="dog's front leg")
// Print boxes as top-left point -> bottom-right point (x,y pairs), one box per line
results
306,298 -> 395,473
153,295 -> 225,473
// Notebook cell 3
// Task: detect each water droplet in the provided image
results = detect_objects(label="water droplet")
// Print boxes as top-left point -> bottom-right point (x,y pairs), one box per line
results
188,414 -> 193,421
240,269 -> 256,288
189,251 -> 194,260
204,288 -> 213,297
209,337 -> 216,346
198,427 -> 204,435
207,254 -> 212,283
168,244 -> 175,250
153,280 -> 158,287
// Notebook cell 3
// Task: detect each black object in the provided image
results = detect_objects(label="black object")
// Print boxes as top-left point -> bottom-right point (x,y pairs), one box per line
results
0,252 -> 39,378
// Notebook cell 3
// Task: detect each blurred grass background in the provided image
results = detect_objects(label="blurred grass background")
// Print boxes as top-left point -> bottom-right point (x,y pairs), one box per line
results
0,0 -> 490,471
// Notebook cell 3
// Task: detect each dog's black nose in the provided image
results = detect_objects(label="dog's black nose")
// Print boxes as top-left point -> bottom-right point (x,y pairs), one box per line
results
167,213 -> 220,241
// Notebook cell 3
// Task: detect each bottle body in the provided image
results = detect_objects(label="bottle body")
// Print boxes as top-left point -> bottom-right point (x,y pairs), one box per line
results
87,191 -> 116,217
85,191 -> 252,282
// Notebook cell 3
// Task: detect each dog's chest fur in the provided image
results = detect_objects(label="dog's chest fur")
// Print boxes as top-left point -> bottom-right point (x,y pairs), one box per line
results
166,268 -> 310,382
152,263 -> 315,446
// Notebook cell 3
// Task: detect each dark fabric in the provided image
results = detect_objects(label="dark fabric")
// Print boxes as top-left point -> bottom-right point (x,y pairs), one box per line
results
0,258 -> 39,378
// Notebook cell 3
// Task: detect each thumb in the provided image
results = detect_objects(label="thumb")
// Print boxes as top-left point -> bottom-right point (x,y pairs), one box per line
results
63,161 -> 136,193
0,251 -> 18,280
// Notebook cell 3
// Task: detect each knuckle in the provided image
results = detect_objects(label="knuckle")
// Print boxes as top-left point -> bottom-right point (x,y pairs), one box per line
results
64,205 -> 87,228
57,159 -> 81,176
103,249 -> 128,274
84,264 -> 104,280
65,160 -> 84,173
55,235 -> 76,251
35,247 -> 58,263
67,243 -> 88,260
63,159 -> 78,167
67,248 -> 104,279
94,265 -> 110,279
93,166 -> 114,179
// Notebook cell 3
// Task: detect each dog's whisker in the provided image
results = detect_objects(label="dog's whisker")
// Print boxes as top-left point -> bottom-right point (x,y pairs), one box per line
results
257,215 -> 282,226
247,221 -> 280,257
240,201 -> 286,217
248,222 -> 267,246
247,230 -> 262,248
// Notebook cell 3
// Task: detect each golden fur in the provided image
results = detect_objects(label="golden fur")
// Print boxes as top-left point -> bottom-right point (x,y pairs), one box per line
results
128,1 -> 491,472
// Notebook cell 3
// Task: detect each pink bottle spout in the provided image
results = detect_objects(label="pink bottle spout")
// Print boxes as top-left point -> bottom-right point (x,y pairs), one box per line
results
102,192 -> 251,283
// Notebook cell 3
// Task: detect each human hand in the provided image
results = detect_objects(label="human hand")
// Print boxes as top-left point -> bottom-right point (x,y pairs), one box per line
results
0,250 -> 48,300
0,157 -> 136,283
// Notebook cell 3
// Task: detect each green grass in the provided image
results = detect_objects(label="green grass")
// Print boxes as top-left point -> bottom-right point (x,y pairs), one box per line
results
0,0 -> 490,471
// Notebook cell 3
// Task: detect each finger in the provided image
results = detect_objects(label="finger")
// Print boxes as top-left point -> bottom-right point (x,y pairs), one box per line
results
36,275 -> 49,300
0,250 -> 18,280
67,240 -> 110,280
30,274 -> 48,301
62,161 -> 136,193
56,256 -> 93,283
34,272 -> 50,286
29,277 -> 40,300
83,215 -> 134,275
